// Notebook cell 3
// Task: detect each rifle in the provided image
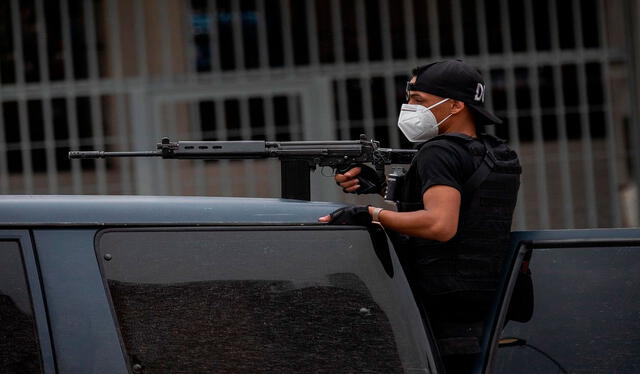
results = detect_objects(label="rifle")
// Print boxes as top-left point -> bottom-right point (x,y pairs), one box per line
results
69,135 -> 416,200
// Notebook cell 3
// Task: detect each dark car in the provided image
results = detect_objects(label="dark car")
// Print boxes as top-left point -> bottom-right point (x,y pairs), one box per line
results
1,195 -> 639,373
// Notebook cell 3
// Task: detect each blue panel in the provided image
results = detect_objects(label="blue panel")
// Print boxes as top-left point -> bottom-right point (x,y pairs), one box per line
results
33,229 -> 128,374
0,195 -> 344,226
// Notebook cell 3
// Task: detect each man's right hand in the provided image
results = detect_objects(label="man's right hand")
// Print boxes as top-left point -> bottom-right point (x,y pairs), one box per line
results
335,166 -> 362,193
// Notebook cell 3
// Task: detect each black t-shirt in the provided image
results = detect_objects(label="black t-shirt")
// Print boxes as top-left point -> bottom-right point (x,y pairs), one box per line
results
400,137 -> 478,206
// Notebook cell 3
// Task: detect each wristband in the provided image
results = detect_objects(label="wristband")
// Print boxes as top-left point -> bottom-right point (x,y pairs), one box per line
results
371,207 -> 384,224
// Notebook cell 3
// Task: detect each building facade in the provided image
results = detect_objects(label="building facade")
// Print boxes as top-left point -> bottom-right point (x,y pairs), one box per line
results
1,0 -> 639,230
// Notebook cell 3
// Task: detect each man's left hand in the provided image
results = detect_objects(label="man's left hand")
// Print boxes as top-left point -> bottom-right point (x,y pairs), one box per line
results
318,205 -> 372,225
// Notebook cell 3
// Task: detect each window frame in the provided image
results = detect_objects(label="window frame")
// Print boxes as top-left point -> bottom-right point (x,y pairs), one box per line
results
0,230 -> 55,374
480,232 -> 640,374
94,224 -> 440,374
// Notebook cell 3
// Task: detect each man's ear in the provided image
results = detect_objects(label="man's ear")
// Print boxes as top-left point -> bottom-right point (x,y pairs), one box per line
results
450,100 -> 465,114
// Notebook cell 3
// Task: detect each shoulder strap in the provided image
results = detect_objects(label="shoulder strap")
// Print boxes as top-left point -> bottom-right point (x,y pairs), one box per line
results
425,133 -> 497,194
463,137 -> 496,194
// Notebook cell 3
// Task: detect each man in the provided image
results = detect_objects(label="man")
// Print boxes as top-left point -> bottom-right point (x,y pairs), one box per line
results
320,60 -> 521,373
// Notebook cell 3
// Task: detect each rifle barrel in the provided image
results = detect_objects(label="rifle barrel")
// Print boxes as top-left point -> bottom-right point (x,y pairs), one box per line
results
68,151 -> 161,159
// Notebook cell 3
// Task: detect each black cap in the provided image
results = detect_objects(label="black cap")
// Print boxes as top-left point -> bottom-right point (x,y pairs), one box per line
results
407,60 -> 502,125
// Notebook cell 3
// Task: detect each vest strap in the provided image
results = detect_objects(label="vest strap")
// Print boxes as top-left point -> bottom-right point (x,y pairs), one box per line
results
462,137 -> 496,195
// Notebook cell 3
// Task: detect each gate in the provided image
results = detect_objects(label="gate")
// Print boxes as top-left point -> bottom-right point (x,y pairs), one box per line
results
1,0 -> 639,229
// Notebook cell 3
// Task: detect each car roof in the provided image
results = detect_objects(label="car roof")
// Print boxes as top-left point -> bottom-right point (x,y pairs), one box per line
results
0,195 -> 345,227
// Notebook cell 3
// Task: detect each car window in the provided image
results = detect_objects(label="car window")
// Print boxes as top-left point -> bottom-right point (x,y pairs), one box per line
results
0,240 -> 43,374
494,245 -> 640,374
97,227 -> 430,374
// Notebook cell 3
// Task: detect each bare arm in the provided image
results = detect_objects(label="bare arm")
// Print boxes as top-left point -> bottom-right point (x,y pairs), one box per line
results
370,185 -> 460,242
319,184 -> 460,241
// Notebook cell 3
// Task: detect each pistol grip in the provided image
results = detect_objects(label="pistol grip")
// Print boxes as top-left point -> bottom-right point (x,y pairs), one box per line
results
356,176 -> 378,194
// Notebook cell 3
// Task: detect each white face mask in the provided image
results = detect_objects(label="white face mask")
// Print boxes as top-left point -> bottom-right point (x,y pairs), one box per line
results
397,98 -> 452,142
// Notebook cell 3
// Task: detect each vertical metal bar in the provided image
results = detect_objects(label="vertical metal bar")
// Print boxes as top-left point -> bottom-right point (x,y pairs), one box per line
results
499,0 -> 526,229
182,1 -> 206,196
151,101 -> 170,195
427,0 -> 441,58
161,0 -> 173,79
129,89 -> 156,195
134,0 -> 149,78
132,0 -> 154,194
623,0 -> 640,226
107,0 -> 133,194
168,104 -> 182,195
16,102 -> 32,193
256,0 -> 279,195
214,100 -> 232,196
262,95 -> 280,195
524,0 -> 550,229
475,0 -> 489,66
35,0 -> 59,194
330,0 -> 345,65
84,0 -> 107,194
330,0 -> 349,140
306,0 -> 319,66
475,0 -> 495,136
596,0 -> 621,227
548,0 -> 575,228
60,0 -> 82,194
157,0 -> 173,193
280,0 -> 294,67
190,101 -> 207,195
0,76 -> 8,193
255,0 -> 270,71
231,1 -> 255,194
355,0 -> 374,137
379,0 -> 400,148
183,0 -> 196,78
451,0 -> 465,58
302,78 -> 336,139
384,75 -> 400,148
335,79 -> 350,140
10,0 -> 34,194
403,0 -> 417,63
476,0 -> 490,64
360,76 -> 375,138
239,98 -> 257,196
158,103 -> 171,196
572,0 -> 598,227
289,95 -> 302,140
379,0 -> 392,62
207,0 -> 221,72
230,0 -> 246,70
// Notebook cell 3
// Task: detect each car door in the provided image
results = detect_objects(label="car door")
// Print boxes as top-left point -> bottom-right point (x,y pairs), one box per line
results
478,229 -> 640,374
0,230 -> 55,374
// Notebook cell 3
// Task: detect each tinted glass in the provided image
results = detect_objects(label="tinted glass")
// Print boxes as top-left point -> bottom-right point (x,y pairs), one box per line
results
0,240 -> 42,373
98,228 -> 429,374
495,246 -> 640,373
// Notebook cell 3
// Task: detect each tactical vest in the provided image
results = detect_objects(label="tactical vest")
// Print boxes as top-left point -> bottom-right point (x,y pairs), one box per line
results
392,133 -> 521,302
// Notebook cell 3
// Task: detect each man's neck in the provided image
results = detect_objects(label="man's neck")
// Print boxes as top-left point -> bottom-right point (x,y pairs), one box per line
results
441,121 -> 477,138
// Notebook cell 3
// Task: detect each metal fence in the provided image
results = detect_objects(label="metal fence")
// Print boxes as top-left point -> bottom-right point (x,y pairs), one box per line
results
1,0 -> 639,230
